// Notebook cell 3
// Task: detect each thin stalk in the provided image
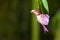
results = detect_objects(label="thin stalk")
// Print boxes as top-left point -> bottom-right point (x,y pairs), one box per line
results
38,0 -> 44,14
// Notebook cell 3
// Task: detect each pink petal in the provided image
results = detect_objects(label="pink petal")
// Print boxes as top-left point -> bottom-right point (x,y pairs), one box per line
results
45,14 -> 50,18
42,25 -> 48,33
31,10 -> 40,15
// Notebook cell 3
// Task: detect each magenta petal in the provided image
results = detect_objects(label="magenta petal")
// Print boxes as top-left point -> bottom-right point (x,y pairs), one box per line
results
45,14 -> 50,18
42,25 -> 48,33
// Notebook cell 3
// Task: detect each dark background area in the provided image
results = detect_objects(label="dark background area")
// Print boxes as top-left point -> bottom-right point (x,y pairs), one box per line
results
0,0 -> 60,40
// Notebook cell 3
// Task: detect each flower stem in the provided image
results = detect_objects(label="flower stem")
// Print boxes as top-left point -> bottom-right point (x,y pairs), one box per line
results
38,0 -> 44,14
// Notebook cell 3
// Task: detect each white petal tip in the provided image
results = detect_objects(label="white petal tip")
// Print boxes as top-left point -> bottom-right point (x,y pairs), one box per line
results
31,10 -> 35,13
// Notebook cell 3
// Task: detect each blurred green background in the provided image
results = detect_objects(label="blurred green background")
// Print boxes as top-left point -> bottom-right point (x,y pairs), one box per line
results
0,0 -> 60,40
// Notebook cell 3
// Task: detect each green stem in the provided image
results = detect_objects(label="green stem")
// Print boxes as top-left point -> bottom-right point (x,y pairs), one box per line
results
38,0 -> 44,14
41,4 -> 44,14
32,0 -> 40,40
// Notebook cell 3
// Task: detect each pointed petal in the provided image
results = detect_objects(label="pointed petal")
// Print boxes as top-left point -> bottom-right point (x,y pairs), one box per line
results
31,10 -> 40,15
42,25 -> 48,33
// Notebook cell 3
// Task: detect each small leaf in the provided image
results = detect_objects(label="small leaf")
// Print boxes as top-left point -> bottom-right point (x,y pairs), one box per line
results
41,0 -> 49,13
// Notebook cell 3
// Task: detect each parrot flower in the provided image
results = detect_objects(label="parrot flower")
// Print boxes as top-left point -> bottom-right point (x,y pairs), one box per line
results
31,9 -> 50,33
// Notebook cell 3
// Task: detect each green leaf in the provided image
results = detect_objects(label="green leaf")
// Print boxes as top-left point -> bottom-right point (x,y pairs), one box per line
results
41,0 -> 49,13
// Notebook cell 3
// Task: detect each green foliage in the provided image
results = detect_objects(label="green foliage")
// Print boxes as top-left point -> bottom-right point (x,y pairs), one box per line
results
52,10 -> 60,40
50,10 -> 60,33
41,0 -> 49,13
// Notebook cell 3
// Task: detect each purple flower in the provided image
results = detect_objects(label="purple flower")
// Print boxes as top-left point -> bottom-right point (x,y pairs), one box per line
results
31,9 -> 50,33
